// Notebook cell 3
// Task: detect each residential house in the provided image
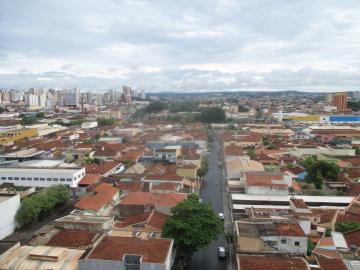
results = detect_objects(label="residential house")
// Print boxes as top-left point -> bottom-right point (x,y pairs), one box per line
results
236,221 -> 307,254
78,236 -> 174,270
243,171 -> 291,196
74,182 -> 120,215
117,191 -> 186,216
237,255 -> 309,270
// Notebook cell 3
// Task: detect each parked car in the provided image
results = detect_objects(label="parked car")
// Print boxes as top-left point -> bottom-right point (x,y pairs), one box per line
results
218,246 -> 226,258
218,212 -> 224,220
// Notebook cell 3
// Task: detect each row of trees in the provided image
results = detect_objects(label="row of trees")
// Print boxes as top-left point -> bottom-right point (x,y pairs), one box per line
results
144,102 -> 226,123
97,117 -> 116,126
16,185 -> 71,227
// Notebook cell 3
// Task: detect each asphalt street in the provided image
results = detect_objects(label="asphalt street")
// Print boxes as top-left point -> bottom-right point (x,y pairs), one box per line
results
187,137 -> 227,270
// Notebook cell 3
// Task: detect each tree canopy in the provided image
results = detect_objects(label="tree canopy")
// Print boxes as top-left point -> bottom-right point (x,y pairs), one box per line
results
97,117 -> 116,126
145,101 -> 168,113
199,107 -> 226,123
162,194 -> 223,262
16,185 -> 70,227
335,221 -> 360,233
348,101 -> 360,111
304,157 -> 340,189
168,102 -> 199,113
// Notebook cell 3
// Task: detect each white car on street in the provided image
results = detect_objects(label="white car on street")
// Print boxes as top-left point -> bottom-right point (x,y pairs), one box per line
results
218,212 -> 224,220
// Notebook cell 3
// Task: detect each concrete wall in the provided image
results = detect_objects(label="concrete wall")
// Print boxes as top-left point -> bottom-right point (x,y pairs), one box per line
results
245,186 -> 288,196
0,194 -> 20,239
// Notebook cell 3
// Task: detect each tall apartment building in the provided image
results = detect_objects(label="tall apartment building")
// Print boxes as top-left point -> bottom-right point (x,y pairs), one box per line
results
64,88 -> 80,106
332,92 -> 347,112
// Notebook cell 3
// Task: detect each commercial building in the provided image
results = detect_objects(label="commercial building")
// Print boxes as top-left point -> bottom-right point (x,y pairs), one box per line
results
0,160 -> 85,188
0,128 -> 38,146
332,92 -> 347,112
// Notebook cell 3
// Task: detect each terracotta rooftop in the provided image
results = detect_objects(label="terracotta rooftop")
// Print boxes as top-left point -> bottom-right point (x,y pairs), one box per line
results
46,230 -> 97,248
275,223 -> 305,237
78,174 -> 101,186
120,191 -> 186,207
224,144 -> 245,156
114,210 -> 168,230
244,172 -> 287,188
85,161 -> 122,175
238,255 -> 308,270
88,236 -> 172,263
151,182 -> 178,191
117,181 -> 142,192
291,198 -> 309,209
316,256 -> 348,270
74,182 -> 118,212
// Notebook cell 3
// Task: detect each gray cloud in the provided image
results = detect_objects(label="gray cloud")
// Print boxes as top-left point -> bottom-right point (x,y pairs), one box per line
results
1,0 -> 360,91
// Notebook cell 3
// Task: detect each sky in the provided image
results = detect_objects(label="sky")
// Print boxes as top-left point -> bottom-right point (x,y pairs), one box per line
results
1,0 -> 360,92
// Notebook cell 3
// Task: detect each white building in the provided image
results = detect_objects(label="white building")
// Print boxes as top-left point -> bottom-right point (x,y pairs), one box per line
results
0,194 -> 20,239
0,160 -> 85,188
81,121 -> 98,129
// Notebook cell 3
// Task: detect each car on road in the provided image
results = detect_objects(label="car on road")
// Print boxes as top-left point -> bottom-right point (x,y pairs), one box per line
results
218,246 -> 226,258
218,212 -> 224,220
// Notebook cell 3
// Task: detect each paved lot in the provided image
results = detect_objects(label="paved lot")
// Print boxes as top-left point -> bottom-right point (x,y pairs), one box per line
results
187,137 -> 227,270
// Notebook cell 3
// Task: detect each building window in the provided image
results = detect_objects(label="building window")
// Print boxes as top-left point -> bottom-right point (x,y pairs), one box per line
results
53,178 -> 58,181
21,177 -> 26,180
66,178 -> 72,182
281,239 -> 287,244
60,178 -> 65,182
27,177 -> 32,180
14,177 -> 19,180
47,178 -> 52,181
34,178 -> 39,181
40,178 -> 45,181
1,177 -> 6,180
8,177 -> 13,180
294,241 -> 300,246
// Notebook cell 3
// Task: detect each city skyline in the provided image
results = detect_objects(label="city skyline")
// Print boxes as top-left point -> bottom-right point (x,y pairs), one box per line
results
1,0 -> 360,91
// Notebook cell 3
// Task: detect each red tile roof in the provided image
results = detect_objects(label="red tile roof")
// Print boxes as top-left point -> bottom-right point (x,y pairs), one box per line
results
117,181 -> 142,192
238,255 -> 308,270
46,230 -> 96,248
85,161 -> 122,175
88,236 -> 172,263
344,228 -> 360,247
275,223 -> 305,237
114,210 -> 168,230
74,182 -> 118,212
120,192 -> 186,207
78,174 -> 101,186
316,256 -> 348,270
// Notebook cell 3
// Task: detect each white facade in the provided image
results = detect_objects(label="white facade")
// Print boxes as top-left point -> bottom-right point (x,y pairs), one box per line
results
0,194 -> 20,240
0,167 -> 86,188
261,234 -> 307,254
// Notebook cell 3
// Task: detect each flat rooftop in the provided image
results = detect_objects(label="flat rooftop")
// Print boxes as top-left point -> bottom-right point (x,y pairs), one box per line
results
0,148 -> 44,158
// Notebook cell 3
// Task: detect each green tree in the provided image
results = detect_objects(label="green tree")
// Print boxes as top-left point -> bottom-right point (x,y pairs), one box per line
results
16,185 -> 70,227
145,101 -> 168,113
199,107 -> 226,123
353,146 -> 360,155
97,118 -> 116,126
162,194 -> 223,264
335,221 -> 360,233
304,157 -> 340,189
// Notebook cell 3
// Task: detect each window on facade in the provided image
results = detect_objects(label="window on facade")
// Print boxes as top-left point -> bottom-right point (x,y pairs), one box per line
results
40,178 -> 45,181
66,178 -> 72,182
60,178 -> 65,182
281,239 -> 287,244
14,177 -> 19,180
21,177 -> 26,180
47,178 -> 52,181
1,177 -> 6,180
8,177 -> 13,180
34,178 -> 39,181
53,178 -> 58,181
27,177 -> 32,180
294,241 -> 300,246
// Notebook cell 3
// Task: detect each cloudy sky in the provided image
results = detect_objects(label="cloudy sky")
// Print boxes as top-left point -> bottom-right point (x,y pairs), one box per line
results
1,0 -> 360,92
